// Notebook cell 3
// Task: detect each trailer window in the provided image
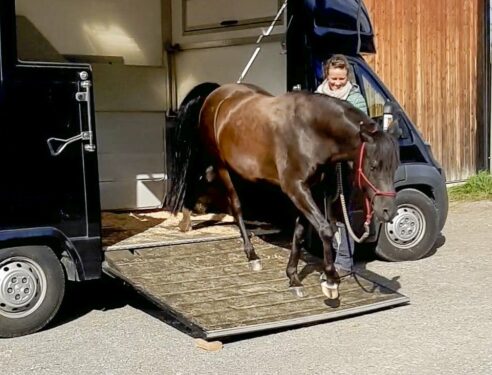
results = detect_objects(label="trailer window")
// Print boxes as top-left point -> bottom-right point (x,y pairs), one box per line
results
181,0 -> 283,34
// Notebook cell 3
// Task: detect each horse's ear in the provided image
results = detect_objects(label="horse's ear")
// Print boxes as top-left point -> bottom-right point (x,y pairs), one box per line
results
387,119 -> 402,139
359,120 -> 376,143
359,120 -> 378,133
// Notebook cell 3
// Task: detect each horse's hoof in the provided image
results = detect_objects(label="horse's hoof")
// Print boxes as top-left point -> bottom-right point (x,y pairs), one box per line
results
321,280 -> 339,300
178,222 -> 191,232
249,259 -> 262,272
289,286 -> 307,298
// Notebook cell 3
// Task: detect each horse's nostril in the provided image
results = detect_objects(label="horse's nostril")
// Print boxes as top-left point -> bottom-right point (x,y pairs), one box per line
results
382,209 -> 391,221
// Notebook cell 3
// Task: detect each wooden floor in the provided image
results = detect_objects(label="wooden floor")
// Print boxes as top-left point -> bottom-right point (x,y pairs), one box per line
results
104,236 -> 409,339
101,210 -> 276,250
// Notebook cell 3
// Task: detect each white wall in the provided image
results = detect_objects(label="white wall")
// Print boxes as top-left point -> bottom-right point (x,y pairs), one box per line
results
16,0 -> 163,66
174,42 -> 286,105
170,0 -> 287,104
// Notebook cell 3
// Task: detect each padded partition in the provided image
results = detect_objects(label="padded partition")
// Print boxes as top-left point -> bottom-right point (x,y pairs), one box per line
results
92,63 -> 168,210
91,64 -> 167,112
95,111 -> 166,210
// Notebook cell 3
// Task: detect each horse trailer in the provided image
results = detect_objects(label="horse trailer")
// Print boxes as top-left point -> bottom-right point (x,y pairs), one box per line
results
0,0 -> 446,338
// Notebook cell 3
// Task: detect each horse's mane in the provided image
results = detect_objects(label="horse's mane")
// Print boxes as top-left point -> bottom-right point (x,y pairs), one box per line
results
370,130 -> 400,171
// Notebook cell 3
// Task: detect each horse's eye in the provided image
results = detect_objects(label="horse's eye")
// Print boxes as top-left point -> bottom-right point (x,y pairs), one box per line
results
370,160 -> 378,171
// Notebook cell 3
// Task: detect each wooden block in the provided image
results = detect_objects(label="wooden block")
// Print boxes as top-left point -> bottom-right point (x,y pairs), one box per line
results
195,338 -> 223,352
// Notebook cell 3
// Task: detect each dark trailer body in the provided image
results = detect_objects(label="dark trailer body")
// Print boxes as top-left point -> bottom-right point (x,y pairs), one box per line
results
0,0 -> 446,338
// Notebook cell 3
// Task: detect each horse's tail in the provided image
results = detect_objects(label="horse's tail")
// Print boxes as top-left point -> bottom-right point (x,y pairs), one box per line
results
164,82 -> 220,214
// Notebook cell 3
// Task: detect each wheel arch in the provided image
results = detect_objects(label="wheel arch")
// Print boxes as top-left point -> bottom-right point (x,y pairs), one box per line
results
394,163 -> 448,231
0,228 -> 83,281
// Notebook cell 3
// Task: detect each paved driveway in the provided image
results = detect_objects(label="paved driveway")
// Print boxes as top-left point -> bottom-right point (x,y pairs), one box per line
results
1,201 -> 491,375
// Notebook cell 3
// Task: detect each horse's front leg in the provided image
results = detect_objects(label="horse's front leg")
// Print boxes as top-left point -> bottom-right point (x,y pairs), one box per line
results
287,215 -> 309,297
282,180 -> 340,300
216,166 -> 261,271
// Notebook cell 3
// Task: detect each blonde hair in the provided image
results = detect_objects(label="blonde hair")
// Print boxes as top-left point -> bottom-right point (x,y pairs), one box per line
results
323,54 -> 350,79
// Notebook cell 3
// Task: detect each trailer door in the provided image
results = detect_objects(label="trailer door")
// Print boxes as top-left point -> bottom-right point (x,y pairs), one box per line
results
0,61 -> 101,242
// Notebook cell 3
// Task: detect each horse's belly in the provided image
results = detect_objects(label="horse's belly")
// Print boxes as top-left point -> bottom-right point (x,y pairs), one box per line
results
231,156 -> 279,184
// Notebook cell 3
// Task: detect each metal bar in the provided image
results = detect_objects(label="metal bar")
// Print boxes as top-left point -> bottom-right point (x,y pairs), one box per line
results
176,35 -> 283,51
103,234 -> 240,251
237,0 -> 288,83
79,79 -> 96,152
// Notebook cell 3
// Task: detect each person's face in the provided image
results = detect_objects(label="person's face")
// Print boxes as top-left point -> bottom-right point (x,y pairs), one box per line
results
327,67 -> 349,90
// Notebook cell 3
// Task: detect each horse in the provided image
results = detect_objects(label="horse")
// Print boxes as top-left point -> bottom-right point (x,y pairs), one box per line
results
164,82 -> 400,300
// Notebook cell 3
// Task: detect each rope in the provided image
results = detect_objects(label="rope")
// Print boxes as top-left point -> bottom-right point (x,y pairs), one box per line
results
337,163 -> 371,243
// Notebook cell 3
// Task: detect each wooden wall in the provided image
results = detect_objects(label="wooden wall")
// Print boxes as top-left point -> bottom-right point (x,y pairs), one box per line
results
363,0 -> 484,182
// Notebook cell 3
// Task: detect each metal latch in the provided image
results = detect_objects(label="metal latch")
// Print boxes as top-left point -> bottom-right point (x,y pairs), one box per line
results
46,72 -> 96,156
76,78 -> 96,152
47,131 -> 93,156
75,91 -> 89,102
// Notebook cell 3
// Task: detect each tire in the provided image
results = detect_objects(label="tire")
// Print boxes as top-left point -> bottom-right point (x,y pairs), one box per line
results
0,246 -> 65,338
375,189 -> 439,262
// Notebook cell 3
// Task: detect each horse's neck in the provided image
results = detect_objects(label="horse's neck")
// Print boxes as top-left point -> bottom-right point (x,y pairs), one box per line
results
316,96 -> 369,160
329,136 -> 361,163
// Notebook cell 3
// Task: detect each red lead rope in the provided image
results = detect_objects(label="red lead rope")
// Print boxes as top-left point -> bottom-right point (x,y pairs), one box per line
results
356,142 -> 397,224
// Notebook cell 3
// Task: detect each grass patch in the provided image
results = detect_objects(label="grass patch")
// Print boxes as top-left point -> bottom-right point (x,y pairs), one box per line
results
448,171 -> 492,201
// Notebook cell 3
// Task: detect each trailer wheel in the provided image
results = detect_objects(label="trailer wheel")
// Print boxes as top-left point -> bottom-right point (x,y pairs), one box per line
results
375,189 -> 439,261
0,246 -> 65,338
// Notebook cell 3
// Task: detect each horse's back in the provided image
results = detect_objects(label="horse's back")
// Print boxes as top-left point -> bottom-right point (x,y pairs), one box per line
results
199,84 -> 285,183
209,83 -> 273,100
200,83 -> 276,138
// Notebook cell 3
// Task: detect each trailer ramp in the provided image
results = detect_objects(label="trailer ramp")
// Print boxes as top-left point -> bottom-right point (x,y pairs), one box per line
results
103,235 -> 409,340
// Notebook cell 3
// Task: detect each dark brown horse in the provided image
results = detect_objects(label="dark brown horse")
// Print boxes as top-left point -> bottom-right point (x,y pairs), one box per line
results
165,82 -> 400,300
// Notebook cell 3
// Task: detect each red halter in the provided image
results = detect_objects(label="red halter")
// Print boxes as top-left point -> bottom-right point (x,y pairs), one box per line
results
355,142 -> 397,224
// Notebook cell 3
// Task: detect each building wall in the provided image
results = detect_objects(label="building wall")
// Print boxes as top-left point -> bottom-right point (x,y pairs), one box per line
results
364,0 -> 484,182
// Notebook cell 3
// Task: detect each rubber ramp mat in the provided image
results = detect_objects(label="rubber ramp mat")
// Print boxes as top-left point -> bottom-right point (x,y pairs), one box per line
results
103,236 -> 409,339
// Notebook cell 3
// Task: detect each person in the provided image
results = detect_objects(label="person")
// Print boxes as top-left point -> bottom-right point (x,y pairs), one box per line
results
315,54 -> 368,115
315,54 -> 369,277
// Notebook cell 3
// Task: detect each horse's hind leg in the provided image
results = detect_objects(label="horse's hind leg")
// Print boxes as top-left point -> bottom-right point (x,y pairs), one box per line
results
288,215 -> 308,297
178,208 -> 192,232
216,166 -> 261,271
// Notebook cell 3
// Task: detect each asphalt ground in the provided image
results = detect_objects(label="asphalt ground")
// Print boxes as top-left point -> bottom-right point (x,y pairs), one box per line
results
1,201 -> 491,375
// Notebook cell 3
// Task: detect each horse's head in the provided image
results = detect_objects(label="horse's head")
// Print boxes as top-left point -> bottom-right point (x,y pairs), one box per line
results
355,121 -> 400,223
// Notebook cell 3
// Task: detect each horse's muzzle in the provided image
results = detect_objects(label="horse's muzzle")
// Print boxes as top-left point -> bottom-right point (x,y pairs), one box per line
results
373,196 -> 397,223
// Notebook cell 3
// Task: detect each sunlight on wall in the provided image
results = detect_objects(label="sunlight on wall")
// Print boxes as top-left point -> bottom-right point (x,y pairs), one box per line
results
83,23 -> 143,64
15,0 -> 162,66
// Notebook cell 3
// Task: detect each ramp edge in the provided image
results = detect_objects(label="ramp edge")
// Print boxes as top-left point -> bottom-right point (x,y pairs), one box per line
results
103,234 -> 240,252
203,295 -> 410,339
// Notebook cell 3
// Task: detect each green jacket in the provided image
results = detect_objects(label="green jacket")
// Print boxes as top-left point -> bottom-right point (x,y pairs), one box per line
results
346,84 -> 368,115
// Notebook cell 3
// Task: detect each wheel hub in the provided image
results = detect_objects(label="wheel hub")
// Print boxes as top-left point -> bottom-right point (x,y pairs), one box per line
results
385,205 -> 425,248
0,258 -> 46,318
